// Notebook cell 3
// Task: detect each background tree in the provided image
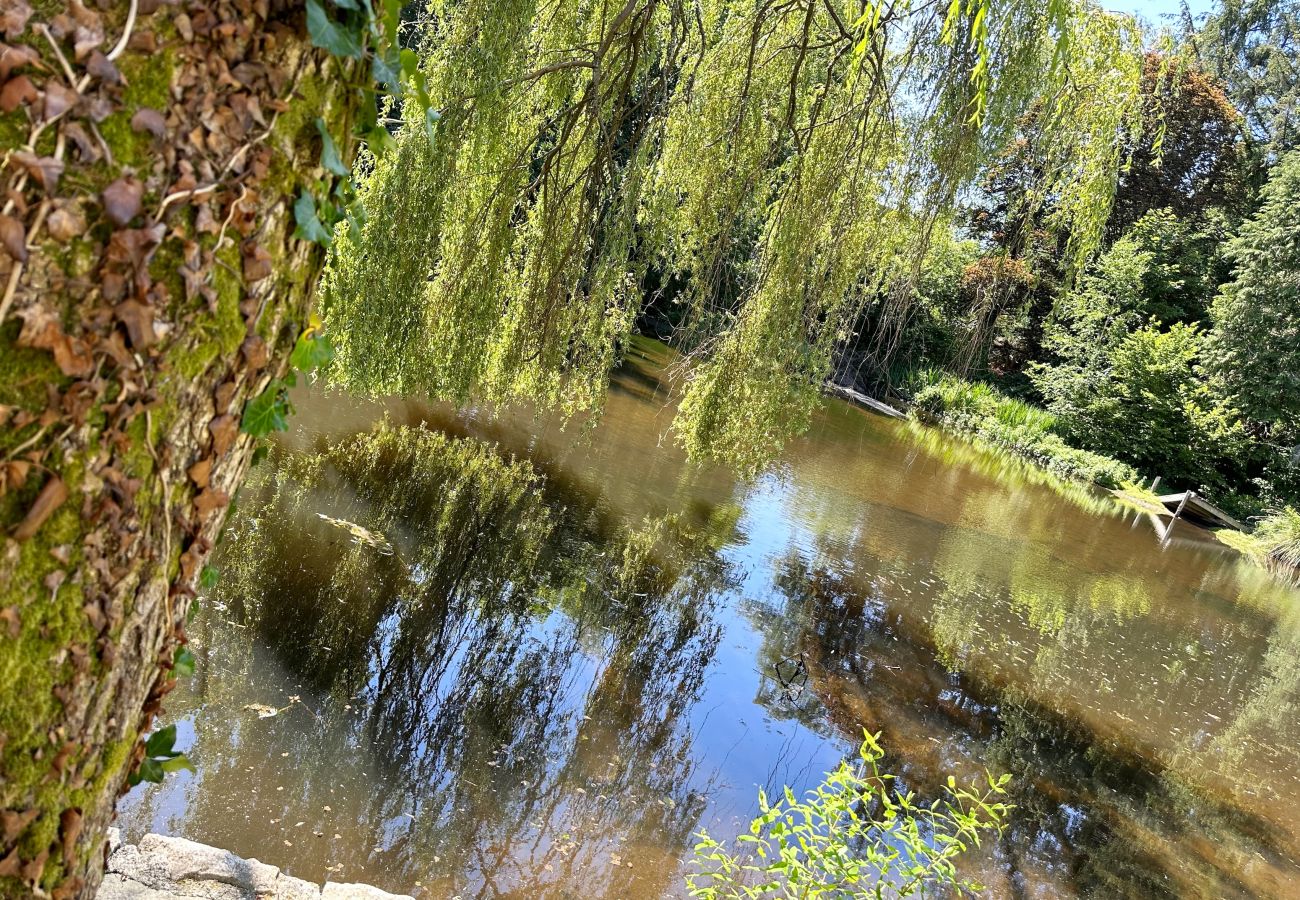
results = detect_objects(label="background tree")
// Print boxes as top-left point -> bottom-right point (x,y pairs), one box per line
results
1188,0 -> 1299,162
1206,150 -> 1300,459
1109,53 -> 1249,235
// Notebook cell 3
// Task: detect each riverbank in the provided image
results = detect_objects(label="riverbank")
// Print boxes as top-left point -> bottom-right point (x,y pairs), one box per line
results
98,831 -> 414,900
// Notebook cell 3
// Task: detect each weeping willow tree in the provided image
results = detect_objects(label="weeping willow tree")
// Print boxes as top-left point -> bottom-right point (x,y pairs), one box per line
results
324,0 -> 1147,472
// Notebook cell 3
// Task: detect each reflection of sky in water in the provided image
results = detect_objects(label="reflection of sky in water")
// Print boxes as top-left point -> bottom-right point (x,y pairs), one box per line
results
118,339 -> 1300,898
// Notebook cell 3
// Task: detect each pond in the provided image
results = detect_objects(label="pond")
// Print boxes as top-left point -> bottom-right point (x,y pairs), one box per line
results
118,338 -> 1300,898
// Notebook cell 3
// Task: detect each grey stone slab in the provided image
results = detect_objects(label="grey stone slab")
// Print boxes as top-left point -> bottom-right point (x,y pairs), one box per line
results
97,835 -> 408,900
321,883 -> 414,900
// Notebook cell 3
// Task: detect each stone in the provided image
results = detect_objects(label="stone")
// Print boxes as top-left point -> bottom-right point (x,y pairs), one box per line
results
109,834 -> 280,897
274,874 -> 322,900
322,885 -> 413,900
97,834 -> 409,900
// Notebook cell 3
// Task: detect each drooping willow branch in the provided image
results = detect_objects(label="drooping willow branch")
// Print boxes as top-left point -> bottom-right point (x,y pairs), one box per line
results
322,0 -> 1146,473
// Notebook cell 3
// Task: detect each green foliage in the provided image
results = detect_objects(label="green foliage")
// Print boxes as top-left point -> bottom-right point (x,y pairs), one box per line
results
1207,151 -> 1300,435
321,0 -> 1148,473
240,380 -> 293,437
1255,506 -> 1300,570
128,725 -> 194,787
907,370 -> 1138,487
1033,322 -> 1242,488
172,646 -> 196,679
1190,0 -> 1300,159
686,732 -> 1011,899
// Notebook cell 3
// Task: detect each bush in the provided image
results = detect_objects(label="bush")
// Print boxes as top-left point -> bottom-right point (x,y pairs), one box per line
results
905,371 -> 1138,488
687,732 -> 1011,899
1255,508 -> 1300,571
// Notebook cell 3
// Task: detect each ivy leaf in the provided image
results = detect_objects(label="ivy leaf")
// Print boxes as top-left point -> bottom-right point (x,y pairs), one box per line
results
160,755 -> 197,775
291,332 -> 335,374
145,724 -> 178,758
132,757 -> 164,786
173,645 -> 196,678
199,565 -> 220,590
372,49 -> 402,93
315,118 -> 350,177
306,0 -> 364,59
294,190 -> 332,246
241,383 -> 291,436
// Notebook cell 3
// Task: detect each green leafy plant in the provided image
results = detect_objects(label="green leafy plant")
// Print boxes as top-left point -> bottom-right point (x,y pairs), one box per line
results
241,317 -> 336,438
687,732 -> 1011,899
129,725 -> 195,787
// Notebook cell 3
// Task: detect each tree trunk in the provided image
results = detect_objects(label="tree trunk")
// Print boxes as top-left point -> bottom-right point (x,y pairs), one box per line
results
0,2 -> 351,895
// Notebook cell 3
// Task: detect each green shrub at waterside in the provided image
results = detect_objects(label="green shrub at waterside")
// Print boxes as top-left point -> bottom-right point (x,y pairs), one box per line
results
1255,508 -> 1300,571
687,732 -> 1011,899
905,371 -> 1138,488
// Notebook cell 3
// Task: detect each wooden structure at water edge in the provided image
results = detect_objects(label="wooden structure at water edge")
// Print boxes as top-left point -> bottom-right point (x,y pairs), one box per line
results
1159,490 -> 1245,531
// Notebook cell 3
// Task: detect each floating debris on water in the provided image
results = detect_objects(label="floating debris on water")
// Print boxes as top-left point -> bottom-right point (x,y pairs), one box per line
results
317,513 -> 395,555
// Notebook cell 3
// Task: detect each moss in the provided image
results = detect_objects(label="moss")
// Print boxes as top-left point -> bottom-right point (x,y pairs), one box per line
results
0,459 -> 94,886
99,50 -> 177,172
148,232 -> 189,317
0,110 -> 28,151
174,242 -> 246,380
0,321 -> 69,455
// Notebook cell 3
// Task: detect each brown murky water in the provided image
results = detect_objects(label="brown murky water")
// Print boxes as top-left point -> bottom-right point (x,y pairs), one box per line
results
118,338 -> 1300,898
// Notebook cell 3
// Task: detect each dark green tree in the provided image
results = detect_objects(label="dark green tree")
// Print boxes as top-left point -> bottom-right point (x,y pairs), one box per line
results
1207,151 -> 1300,436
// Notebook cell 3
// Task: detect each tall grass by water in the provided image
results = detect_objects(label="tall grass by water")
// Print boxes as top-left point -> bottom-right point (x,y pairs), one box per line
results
903,371 -> 1137,489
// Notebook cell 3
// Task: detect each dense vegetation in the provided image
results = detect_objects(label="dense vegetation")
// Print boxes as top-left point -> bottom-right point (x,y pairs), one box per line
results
316,0 -> 1300,527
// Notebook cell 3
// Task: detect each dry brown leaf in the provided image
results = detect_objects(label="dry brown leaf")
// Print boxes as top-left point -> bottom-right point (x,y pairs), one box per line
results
0,213 -> 27,262
209,414 -> 238,456
0,608 -> 19,640
0,0 -> 32,39
61,121 -> 100,164
193,487 -> 230,519
114,300 -> 155,349
41,82 -> 78,120
130,107 -> 167,138
12,151 -> 63,193
85,51 -> 119,84
14,476 -> 69,541
102,177 -> 143,227
242,241 -> 272,281
0,808 -> 37,842
187,457 -> 212,489
0,43 -> 40,81
240,334 -> 268,370
0,74 -> 37,112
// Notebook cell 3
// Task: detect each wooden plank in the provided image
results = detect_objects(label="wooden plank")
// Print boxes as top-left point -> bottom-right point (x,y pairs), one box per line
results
825,383 -> 907,419
1157,491 -> 1245,532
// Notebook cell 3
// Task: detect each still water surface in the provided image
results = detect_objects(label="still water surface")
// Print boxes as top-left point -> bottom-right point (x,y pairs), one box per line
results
119,339 -> 1300,898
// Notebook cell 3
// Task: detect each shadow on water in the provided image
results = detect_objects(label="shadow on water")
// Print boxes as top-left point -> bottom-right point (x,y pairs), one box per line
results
119,338 -> 1300,898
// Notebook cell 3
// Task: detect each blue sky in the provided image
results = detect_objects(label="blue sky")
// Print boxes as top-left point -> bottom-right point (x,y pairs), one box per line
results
1104,0 -> 1215,25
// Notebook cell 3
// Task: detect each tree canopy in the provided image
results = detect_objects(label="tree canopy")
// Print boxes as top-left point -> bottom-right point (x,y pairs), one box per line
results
322,0 -> 1148,471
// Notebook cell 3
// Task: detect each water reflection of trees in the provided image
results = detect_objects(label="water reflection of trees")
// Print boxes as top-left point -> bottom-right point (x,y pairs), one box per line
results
746,532 -> 1300,897
132,423 -> 739,898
